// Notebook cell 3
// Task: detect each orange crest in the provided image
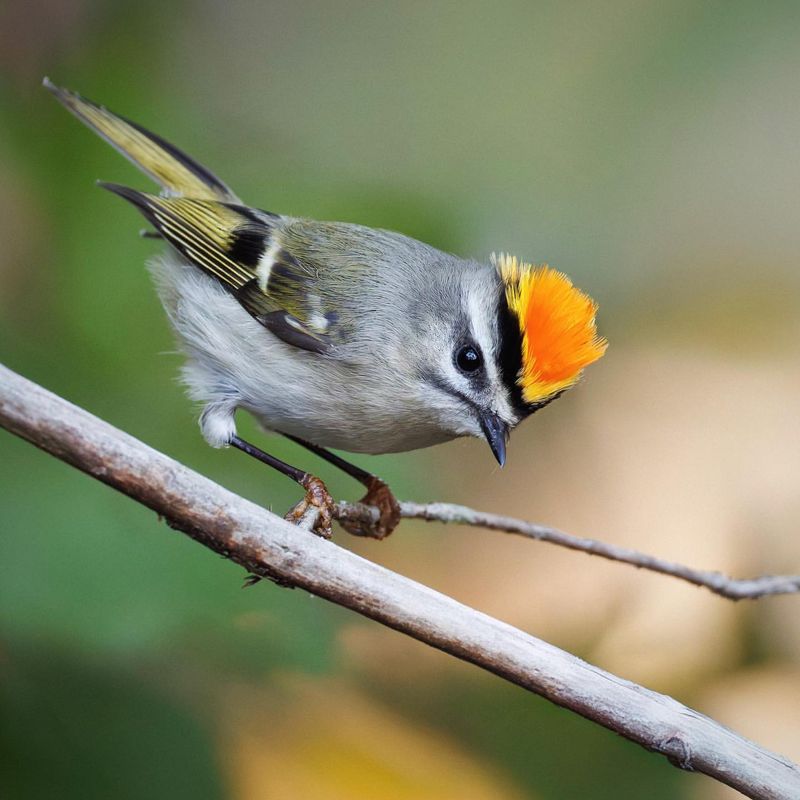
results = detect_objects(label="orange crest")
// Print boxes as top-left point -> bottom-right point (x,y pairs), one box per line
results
494,254 -> 607,404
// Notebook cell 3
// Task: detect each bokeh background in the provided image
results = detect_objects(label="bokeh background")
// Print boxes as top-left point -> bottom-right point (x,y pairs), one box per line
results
2,2 -> 800,798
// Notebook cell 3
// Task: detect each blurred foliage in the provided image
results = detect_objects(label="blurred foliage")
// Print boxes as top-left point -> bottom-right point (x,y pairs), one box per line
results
1,640 -> 224,800
2,1 -> 800,798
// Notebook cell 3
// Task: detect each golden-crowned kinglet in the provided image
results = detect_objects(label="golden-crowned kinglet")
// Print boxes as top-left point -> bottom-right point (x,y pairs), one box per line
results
45,79 -> 607,540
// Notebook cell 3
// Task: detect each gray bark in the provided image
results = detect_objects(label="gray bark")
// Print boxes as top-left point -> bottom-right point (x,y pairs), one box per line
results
1,362 -> 798,799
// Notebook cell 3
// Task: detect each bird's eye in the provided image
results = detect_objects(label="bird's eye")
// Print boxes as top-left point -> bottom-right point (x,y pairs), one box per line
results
455,344 -> 483,374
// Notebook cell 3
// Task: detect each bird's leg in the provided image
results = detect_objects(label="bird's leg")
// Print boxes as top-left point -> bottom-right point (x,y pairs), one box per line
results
229,435 -> 334,539
283,435 -> 401,540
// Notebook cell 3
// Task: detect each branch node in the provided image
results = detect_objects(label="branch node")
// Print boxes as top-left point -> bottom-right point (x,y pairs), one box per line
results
2,362 -> 799,799
659,735 -> 695,771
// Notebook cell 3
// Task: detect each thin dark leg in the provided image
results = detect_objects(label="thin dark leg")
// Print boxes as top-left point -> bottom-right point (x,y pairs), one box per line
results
230,434 -> 307,483
229,434 -> 333,540
282,434 -> 372,486
282,434 -> 401,539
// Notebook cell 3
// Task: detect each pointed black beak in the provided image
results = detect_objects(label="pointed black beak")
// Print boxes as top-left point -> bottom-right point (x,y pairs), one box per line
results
479,411 -> 509,467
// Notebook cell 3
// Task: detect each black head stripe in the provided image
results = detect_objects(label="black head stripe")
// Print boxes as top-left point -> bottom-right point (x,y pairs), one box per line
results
496,281 -> 567,419
496,285 -> 527,415
528,390 -> 565,414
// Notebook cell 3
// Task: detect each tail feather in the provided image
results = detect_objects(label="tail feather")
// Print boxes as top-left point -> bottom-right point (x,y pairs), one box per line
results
43,77 -> 239,203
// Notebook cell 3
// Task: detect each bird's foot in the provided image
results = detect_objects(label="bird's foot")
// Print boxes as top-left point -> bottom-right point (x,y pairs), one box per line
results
339,476 -> 401,540
284,474 -> 335,539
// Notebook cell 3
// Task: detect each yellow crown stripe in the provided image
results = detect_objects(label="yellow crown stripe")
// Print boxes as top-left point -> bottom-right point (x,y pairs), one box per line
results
494,253 -> 606,404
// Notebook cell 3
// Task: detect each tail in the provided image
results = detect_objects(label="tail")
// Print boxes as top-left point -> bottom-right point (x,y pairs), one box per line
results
43,77 -> 240,203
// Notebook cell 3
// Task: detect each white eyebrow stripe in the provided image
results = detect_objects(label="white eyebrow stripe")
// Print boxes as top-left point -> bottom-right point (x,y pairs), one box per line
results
466,282 -> 516,422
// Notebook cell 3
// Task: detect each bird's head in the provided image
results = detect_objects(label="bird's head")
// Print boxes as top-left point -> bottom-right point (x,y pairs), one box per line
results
413,253 -> 607,465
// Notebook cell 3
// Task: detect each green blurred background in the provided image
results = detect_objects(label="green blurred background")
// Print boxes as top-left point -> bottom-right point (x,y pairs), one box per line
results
2,2 -> 800,798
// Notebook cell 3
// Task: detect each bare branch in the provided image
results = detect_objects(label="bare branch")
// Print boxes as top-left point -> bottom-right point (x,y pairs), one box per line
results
2,361 -> 799,800
337,502 -> 800,600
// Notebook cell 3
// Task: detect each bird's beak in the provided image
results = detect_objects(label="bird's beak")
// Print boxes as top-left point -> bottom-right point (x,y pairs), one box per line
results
479,411 -> 509,467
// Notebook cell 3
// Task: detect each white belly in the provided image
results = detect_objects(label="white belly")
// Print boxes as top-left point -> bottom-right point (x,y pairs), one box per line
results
149,253 -> 458,454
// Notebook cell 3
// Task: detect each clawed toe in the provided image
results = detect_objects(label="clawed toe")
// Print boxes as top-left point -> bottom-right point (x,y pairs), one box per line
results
284,474 -> 335,539
339,477 -> 401,540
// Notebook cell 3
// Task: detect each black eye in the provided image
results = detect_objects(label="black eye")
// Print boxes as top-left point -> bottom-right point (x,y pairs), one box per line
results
455,344 -> 483,373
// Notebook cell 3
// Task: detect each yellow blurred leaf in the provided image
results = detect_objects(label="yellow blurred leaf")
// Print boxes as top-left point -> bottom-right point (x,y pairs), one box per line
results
219,676 -> 528,800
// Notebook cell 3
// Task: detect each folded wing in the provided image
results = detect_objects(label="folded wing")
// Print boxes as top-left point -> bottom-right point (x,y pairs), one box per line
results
46,79 -> 336,354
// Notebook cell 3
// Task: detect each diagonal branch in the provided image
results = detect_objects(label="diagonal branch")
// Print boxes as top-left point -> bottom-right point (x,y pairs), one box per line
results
336,502 -> 800,600
1,361 -> 799,800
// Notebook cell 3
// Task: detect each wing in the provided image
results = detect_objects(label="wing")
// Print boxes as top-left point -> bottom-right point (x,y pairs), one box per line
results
44,78 -> 239,202
100,184 -> 336,354
45,79 -> 338,354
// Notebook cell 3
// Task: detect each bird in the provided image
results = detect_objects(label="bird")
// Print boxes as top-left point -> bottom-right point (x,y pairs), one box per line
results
44,78 -> 607,540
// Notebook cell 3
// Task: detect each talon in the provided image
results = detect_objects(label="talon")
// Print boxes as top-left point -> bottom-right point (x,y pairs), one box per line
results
284,474 -> 334,539
340,477 -> 401,540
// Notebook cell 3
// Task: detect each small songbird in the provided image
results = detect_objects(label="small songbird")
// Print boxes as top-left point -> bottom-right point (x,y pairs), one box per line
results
45,78 -> 607,539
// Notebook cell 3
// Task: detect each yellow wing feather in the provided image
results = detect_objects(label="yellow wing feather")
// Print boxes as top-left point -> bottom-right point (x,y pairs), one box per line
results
44,78 -> 239,202
99,184 -> 256,289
